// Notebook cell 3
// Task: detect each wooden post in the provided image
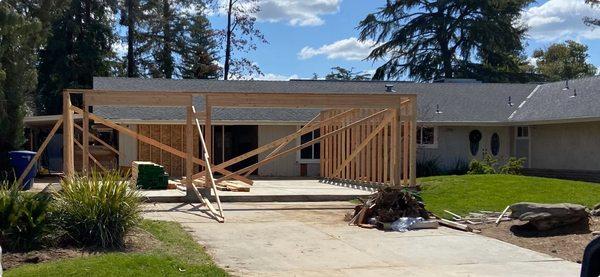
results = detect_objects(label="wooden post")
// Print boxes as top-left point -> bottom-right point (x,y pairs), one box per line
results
82,94 -> 90,173
186,104 -> 195,199
62,90 -> 74,177
390,109 -> 399,185
409,97 -> 417,186
205,96 -> 212,181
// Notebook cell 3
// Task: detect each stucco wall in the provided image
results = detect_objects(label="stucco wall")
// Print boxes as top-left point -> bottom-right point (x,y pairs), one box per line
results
257,125 -> 301,177
418,126 -> 512,171
118,124 -> 137,168
530,122 -> 600,171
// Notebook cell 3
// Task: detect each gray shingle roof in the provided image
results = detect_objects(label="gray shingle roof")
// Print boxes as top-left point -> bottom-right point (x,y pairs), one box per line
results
93,77 -> 538,124
509,76 -> 600,123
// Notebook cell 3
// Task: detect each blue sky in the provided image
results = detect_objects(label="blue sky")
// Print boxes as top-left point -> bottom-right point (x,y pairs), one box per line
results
207,0 -> 600,80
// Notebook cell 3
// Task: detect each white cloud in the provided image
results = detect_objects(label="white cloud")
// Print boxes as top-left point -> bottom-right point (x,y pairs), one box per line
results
231,73 -> 300,81
211,0 -> 340,26
521,0 -> 600,41
257,0 -> 341,26
298,37 -> 377,61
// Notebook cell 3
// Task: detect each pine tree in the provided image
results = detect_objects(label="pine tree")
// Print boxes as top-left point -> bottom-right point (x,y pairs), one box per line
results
35,0 -> 117,115
0,2 -> 44,171
179,9 -> 220,79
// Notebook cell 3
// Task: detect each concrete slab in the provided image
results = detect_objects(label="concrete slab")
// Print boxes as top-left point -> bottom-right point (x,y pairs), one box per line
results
142,202 -> 581,276
141,179 -> 373,202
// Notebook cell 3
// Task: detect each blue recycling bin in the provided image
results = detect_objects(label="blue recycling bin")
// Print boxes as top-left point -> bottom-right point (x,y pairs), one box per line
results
8,151 -> 38,190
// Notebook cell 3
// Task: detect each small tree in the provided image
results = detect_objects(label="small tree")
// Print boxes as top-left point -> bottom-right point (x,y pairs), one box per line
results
532,40 -> 597,81
325,67 -> 371,81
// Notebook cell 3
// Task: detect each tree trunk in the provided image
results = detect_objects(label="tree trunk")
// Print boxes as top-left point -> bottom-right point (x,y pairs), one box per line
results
126,0 -> 136,77
223,0 -> 233,80
162,0 -> 173,78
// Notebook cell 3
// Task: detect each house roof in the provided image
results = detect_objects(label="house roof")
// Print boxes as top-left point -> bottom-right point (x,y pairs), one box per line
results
508,76 -> 600,123
92,77 -> 538,125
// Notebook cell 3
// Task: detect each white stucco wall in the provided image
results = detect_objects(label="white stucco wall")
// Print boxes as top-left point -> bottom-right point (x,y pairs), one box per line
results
418,126 -> 512,171
118,124 -> 137,167
529,122 -> 600,171
257,125 -> 301,177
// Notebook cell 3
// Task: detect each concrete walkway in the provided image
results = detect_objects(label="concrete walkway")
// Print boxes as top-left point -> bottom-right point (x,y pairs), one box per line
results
142,202 -> 580,276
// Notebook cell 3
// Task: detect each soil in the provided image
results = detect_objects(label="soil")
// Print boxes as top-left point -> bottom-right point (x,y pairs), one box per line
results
471,216 -> 600,263
2,227 -> 160,271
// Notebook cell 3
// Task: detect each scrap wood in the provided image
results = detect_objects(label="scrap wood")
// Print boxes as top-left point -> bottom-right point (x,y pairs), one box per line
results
438,218 -> 473,232
495,205 -> 511,226
444,210 -> 462,220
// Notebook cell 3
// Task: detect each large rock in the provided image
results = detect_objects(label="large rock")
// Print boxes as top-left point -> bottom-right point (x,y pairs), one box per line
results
509,202 -> 589,231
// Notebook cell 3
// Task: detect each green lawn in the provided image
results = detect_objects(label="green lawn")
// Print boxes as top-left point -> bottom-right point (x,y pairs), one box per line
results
5,220 -> 228,277
420,174 -> 600,217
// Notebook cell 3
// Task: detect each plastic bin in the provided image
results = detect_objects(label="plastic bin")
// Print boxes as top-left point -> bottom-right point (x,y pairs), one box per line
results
8,150 -> 38,190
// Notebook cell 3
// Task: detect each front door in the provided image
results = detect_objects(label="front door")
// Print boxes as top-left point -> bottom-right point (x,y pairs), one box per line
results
515,126 -> 530,167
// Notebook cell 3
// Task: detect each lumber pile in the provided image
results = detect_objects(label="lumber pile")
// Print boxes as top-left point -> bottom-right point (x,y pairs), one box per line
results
131,161 -> 169,189
182,177 -> 251,192
441,209 -> 512,226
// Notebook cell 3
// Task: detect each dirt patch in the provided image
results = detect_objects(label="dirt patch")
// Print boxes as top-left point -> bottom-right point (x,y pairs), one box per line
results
472,217 -> 600,263
2,227 -> 159,271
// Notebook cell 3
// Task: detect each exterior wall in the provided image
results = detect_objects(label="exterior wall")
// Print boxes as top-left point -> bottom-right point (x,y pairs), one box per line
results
418,126 -> 512,171
529,122 -> 600,171
257,125 -> 301,177
118,124 -> 137,169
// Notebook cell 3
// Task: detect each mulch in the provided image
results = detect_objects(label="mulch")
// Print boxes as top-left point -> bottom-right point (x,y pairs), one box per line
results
2,227 -> 159,271
472,216 -> 600,263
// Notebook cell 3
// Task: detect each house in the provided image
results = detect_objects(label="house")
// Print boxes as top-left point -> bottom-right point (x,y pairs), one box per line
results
24,75 -> 600,182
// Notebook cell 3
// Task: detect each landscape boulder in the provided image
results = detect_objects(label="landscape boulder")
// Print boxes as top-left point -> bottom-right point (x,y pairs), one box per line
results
591,203 -> 600,216
509,202 -> 589,231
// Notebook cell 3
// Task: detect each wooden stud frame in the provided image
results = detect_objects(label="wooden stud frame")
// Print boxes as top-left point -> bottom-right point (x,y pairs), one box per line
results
60,89 -> 417,221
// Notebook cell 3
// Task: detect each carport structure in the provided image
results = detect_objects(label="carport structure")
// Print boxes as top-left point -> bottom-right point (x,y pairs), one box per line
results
25,88 -> 418,222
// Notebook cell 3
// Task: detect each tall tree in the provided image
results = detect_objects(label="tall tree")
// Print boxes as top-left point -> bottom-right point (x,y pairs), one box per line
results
179,8 -> 220,79
358,0 -> 533,82
584,0 -> 599,27
119,0 -> 141,77
35,0 -> 117,115
532,40 -> 597,81
0,2 -> 45,171
221,0 -> 266,80
325,67 -> 372,81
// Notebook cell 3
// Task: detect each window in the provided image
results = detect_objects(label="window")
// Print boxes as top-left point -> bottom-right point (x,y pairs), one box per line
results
416,126 -> 437,148
490,133 -> 500,156
517,126 -> 529,138
298,129 -> 320,162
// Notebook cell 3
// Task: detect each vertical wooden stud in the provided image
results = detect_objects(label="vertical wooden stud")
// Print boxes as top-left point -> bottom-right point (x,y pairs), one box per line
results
186,104 -> 195,198
63,90 -> 75,177
409,97 -> 418,186
82,94 -> 89,173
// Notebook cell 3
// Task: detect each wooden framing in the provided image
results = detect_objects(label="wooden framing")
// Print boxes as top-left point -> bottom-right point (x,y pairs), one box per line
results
58,89 -> 417,222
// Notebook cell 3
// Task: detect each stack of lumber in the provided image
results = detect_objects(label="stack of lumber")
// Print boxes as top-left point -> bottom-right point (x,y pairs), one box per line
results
443,209 -> 512,225
131,161 -> 169,189
182,176 -> 251,192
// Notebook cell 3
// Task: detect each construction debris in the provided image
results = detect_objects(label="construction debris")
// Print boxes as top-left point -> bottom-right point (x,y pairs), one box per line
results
439,210 -> 512,226
350,186 -> 431,231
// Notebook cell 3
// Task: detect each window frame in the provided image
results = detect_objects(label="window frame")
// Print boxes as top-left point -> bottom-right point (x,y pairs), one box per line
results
416,125 -> 438,149
516,126 -> 530,139
296,126 -> 321,164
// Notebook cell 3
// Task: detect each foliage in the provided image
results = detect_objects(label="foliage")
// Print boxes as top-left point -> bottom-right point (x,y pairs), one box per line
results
119,0 -> 143,77
53,170 -> 141,249
0,2 -> 45,171
467,152 -> 497,174
358,0 -> 534,82
35,0 -> 118,115
584,0 -> 599,27
0,180 -> 52,251
325,66 -> 371,81
179,8 -> 221,79
5,220 -> 228,276
420,174 -> 600,217
532,40 -> 597,81
416,156 -> 442,177
446,158 -> 469,175
499,157 -> 526,175
220,0 -> 267,79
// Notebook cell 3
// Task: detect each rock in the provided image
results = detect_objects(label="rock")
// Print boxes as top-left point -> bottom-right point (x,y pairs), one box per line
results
591,203 -> 600,216
509,202 -> 589,231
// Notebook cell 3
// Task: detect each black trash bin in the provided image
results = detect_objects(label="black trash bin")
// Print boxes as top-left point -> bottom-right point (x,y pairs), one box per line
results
8,150 -> 38,190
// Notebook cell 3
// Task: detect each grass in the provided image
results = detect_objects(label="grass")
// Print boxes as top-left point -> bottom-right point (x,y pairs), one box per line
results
419,174 -> 600,217
5,220 -> 228,277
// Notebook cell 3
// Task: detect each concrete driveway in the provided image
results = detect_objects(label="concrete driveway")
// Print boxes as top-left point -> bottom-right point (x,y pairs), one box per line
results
142,202 -> 580,276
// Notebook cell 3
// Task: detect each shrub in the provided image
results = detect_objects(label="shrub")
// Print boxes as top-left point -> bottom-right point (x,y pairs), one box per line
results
447,158 -> 469,175
500,157 -> 526,175
468,152 -> 498,174
54,170 -> 141,249
416,156 -> 442,177
0,181 -> 52,251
